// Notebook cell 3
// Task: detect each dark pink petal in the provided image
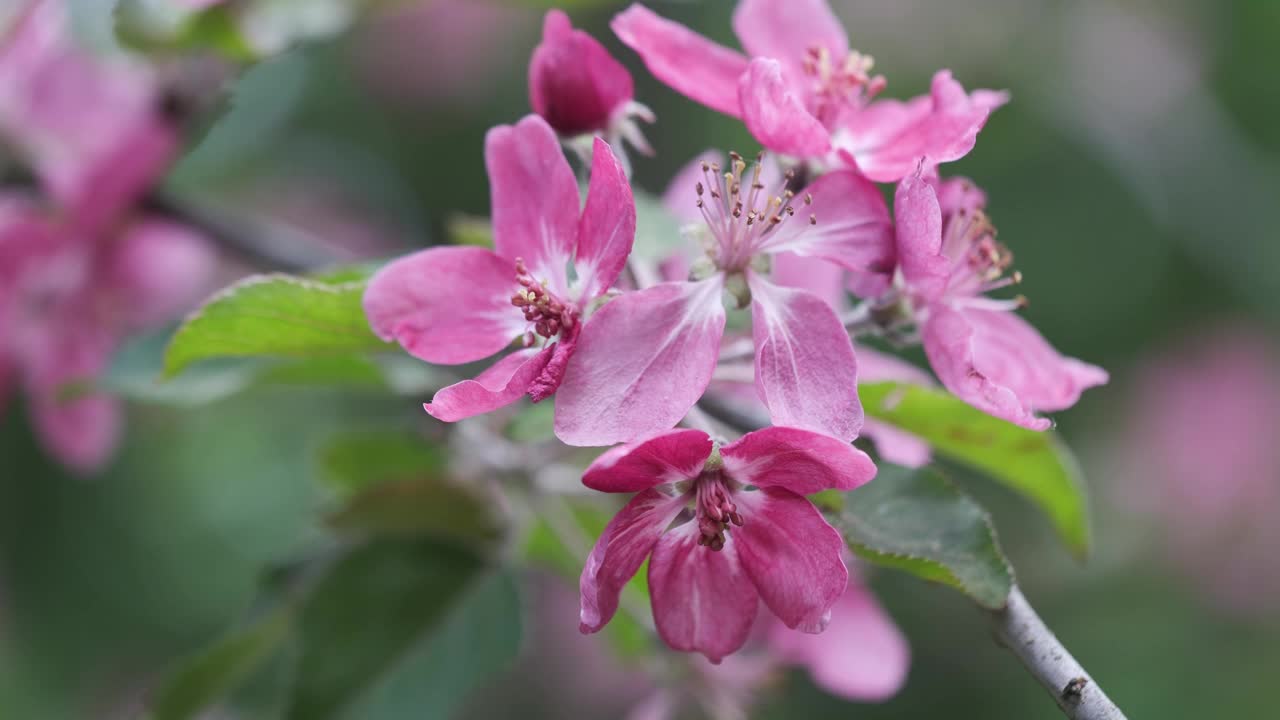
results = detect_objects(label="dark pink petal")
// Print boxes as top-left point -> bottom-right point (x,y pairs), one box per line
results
529,10 -> 634,136
555,277 -> 727,446
738,58 -> 830,158
732,0 -> 848,82
69,118 -> 177,235
574,137 -> 637,300
108,217 -> 216,330
768,573 -> 910,701
893,171 -> 949,301
734,488 -> 848,632
649,523 -> 759,662
921,306 -> 1108,430
753,170 -> 894,278
485,115 -> 580,293
748,273 -> 863,442
580,488 -> 688,634
721,426 -> 876,494
583,428 -> 714,493
363,245 -> 522,365
612,4 -> 749,118
424,347 -> 553,422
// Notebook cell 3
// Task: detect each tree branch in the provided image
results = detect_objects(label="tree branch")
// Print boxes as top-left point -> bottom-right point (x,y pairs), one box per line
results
990,586 -> 1127,720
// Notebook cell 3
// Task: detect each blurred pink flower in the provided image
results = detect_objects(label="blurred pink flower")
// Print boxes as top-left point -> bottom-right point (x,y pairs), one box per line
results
611,0 -> 1005,181
363,115 -> 636,425
578,426 -> 876,662
893,172 -> 1107,429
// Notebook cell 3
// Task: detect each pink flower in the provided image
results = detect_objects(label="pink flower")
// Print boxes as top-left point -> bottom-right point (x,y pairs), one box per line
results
578,426 -> 877,662
554,151 -> 893,446
363,114 -> 636,424
0,195 -> 215,472
893,173 -> 1107,429
529,10 -> 653,159
611,0 -> 1005,181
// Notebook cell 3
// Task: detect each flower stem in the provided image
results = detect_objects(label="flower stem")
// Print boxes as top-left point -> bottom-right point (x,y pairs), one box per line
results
990,586 -> 1127,720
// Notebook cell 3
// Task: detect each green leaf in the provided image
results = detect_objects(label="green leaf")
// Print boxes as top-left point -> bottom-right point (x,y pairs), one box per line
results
318,431 -> 448,497
164,273 -> 389,378
150,610 -> 292,720
859,381 -> 1091,558
286,540 -> 503,720
834,464 -> 1013,609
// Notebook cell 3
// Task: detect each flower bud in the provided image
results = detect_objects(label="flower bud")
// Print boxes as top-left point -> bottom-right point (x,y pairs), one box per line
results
528,10 -> 633,137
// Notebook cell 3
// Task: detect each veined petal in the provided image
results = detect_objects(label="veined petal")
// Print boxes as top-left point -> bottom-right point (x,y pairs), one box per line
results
767,573 -> 910,701
363,245 -> 522,365
893,171 -> 949,301
485,114 -> 579,293
424,347 -> 553,422
649,523 -> 759,663
921,306 -> 1108,430
734,488 -> 848,632
574,137 -> 637,300
583,428 -> 714,494
747,273 -> 863,442
753,170 -> 893,278
721,426 -> 876,495
612,4 -> 749,118
732,0 -> 848,82
739,58 -> 830,157
555,277 -> 727,446
580,488 -> 687,634
109,217 -> 216,330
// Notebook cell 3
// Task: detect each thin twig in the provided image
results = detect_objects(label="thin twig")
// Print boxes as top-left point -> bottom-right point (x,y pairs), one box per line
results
989,586 -> 1127,720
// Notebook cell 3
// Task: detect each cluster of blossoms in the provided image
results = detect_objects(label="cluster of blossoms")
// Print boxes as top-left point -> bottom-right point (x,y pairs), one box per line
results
0,0 -> 214,472
365,0 -> 1107,693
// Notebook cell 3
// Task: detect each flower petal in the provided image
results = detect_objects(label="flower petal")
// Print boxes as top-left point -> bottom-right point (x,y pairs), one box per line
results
861,419 -> 931,469
363,245 -> 522,365
529,9 -> 634,136
580,488 -> 688,634
649,523 -> 759,662
721,426 -> 876,495
732,0 -> 848,82
753,169 -> 894,278
574,136 -> 637,300
662,150 -> 723,225
485,114 -> 579,293
892,171 -> 949,301
747,273 -> 863,442
612,4 -> 749,118
767,572 -> 910,701
423,346 -> 553,422
734,488 -> 848,632
771,251 -> 849,312
24,323 -> 120,473
108,217 -> 216,330
738,58 -> 830,157
583,428 -> 714,494
921,306 -> 1108,430
555,277 -> 726,446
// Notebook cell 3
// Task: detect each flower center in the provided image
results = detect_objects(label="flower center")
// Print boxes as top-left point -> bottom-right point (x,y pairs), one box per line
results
694,152 -> 814,273
510,257 -> 578,343
801,45 -> 886,124
943,208 -> 1025,302
693,469 -> 743,552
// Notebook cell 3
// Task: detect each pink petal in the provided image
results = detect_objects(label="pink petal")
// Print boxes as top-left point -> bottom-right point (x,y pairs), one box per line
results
721,426 -> 876,495
649,523 -> 759,662
485,115 -> 580,294
768,574 -> 910,701
861,419 -> 931,469
24,323 -> 120,473
69,118 -> 177,235
529,10 -> 634,136
771,251 -> 849,312
583,428 -> 714,494
574,136 -> 637,300
734,488 -> 848,632
856,345 -> 934,386
747,273 -> 863,442
612,4 -> 749,118
753,170 -> 894,278
580,488 -> 688,634
108,217 -> 216,330
363,245 -> 522,365
661,150 -> 723,224
932,175 -> 987,216
555,277 -> 727,446
921,306 -> 1108,430
893,172 -> 949,302
732,0 -> 848,82
423,347 -> 552,422
738,58 -> 830,158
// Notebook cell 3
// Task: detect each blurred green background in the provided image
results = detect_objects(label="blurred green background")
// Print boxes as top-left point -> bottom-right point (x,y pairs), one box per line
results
3,0 -> 1279,717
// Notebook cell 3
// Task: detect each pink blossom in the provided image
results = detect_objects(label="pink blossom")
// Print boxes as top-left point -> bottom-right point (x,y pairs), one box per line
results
363,115 -> 636,424
555,151 -> 893,446
611,0 -> 1005,181
578,426 -> 876,662
893,173 -> 1107,429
